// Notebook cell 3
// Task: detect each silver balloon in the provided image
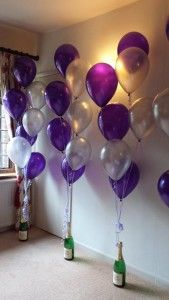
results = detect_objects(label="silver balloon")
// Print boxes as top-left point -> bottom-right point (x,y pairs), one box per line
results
100,140 -> 131,180
66,58 -> 89,98
130,97 -> 154,141
65,136 -> 92,170
153,88 -> 169,136
23,108 -> 45,137
116,47 -> 149,93
67,99 -> 93,134
7,137 -> 31,168
27,81 -> 46,109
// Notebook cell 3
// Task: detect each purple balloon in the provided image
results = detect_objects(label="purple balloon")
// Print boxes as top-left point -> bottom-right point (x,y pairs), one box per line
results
166,20 -> 169,40
86,63 -> 118,107
47,118 -> 71,152
3,88 -> 27,121
117,31 -> 149,55
25,152 -> 46,180
61,157 -> 85,184
109,162 -> 140,199
15,125 -> 37,146
158,170 -> 169,207
45,81 -> 71,116
13,56 -> 36,87
54,44 -> 79,77
98,103 -> 130,140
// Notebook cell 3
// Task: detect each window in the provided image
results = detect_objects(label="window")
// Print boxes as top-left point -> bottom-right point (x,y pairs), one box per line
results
0,101 -> 15,175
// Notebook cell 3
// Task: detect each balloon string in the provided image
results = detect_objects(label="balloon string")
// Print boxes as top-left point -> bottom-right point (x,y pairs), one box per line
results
128,92 -> 132,108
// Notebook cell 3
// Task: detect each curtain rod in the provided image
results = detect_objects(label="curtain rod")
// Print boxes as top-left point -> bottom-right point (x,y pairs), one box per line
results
0,47 -> 39,61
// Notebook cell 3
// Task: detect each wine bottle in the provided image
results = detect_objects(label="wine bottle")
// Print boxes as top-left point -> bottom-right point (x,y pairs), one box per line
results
113,242 -> 126,287
19,219 -> 28,241
64,223 -> 74,260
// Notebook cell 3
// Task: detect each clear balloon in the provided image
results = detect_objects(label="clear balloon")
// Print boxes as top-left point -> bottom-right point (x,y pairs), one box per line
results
66,58 -> 89,98
158,170 -> 169,207
67,99 -> 93,134
109,161 -> 140,199
66,136 -> 92,170
3,88 -> 27,121
13,56 -> 36,87
117,31 -> 149,55
86,63 -> 118,107
115,47 -> 149,93
98,103 -> 130,140
23,108 -> 45,137
100,139 -> 131,180
15,125 -> 37,146
130,97 -> 154,141
7,136 -> 31,168
24,152 -> 46,179
27,81 -> 46,109
54,44 -> 79,77
45,81 -> 71,116
153,88 -> 169,137
61,157 -> 85,184
47,118 -> 71,152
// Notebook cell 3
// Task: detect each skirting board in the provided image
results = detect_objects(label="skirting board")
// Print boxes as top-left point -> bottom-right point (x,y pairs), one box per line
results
75,239 -> 169,287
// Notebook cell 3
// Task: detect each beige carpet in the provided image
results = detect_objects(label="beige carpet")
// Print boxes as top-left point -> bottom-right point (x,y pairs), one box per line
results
0,228 -> 168,300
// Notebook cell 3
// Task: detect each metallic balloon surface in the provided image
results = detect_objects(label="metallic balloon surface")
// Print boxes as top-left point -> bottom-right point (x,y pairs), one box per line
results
7,137 -> 31,168
98,103 -> 129,140
66,58 -> 89,98
116,47 -> 149,93
15,125 -> 37,146
100,139 -> 131,180
67,99 -> 92,134
47,118 -> 71,152
109,161 -> 140,199
153,88 -> 169,137
86,63 -> 118,107
61,157 -> 85,184
54,44 -> 79,77
66,136 -> 92,170
3,88 -> 27,121
130,97 -> 154,141
158,170 -> 169,207
117,31 -> 149,55
13,56 -> 36,87
45,81 -> 71,116
23,108 -> 45,137
27,81 -> 46,109
25,152 -> 46,179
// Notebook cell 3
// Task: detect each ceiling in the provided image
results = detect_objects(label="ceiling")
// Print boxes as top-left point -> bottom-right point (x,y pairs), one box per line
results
0,0 -> 139,33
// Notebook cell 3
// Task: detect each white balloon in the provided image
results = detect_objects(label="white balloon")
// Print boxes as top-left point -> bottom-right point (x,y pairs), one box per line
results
66,136 -> 92,170
23,108 -> 45,137
27,81 -> 46,109
100,139 -> 131,180
7,137 -> 31,168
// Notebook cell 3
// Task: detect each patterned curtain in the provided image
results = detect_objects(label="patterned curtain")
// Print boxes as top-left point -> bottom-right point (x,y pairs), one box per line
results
0,52 -> 24,229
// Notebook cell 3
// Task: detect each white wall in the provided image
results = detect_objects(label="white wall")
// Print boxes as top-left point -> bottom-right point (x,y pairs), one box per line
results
34,0 -> 169,282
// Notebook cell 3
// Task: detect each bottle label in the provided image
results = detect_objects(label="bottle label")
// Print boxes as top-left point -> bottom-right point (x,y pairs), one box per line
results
64,248 -> 73,259
113,271 -> 123,286
19,230 -> 27,241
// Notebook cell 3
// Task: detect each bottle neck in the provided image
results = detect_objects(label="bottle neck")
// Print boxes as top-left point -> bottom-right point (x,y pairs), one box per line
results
66,223 -> 72,238
117,242 -> 123,260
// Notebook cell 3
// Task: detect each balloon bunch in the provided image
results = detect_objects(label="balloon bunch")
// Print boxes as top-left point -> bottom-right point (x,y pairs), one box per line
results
85,32 -> 152,242
46,44 -> 92,234
3,56 -> 46,223
153,88 -> 169,208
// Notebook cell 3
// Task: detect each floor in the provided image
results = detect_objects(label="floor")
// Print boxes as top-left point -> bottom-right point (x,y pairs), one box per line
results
0,228 -> 168,300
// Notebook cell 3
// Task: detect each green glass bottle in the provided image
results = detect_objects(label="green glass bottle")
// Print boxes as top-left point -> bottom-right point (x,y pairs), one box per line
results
113,242 -> 126,287
64,223 -> 74,260
19,219 -> 28,241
